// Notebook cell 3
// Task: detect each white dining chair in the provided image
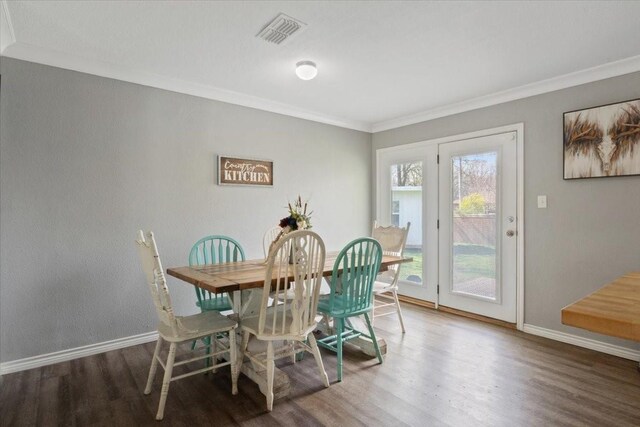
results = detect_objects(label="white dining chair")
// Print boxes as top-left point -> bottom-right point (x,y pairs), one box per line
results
371,221 -> 410,333
265,225 -> 304,304
135,230 -> 239,420
233,230 -> 330,411
263,225 -> 282,258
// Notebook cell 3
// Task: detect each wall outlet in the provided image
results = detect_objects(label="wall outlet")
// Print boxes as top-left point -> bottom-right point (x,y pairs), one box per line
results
537,195 -> 547,208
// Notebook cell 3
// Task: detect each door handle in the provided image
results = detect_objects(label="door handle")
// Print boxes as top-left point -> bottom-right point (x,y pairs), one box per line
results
506,230 -> 515,237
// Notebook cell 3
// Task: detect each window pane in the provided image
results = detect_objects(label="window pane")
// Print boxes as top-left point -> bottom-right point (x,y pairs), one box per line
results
451,152 -> 497,299
390,161 -> 423,284
391,200 -> 400,226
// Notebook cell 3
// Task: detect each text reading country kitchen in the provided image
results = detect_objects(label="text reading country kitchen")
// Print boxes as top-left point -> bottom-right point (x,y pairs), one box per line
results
218,156 -> 274,186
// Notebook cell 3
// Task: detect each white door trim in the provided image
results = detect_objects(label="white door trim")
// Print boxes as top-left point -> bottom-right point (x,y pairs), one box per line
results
375,123 -> 525,330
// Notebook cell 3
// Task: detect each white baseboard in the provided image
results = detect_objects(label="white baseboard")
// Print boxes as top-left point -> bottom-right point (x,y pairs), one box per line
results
523,324 -> 640,362
3,324 -> 637,376
0,331 -> 158,375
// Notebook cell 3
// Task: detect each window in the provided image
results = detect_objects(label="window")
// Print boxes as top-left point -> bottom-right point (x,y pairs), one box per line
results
391,200 -> 400,226
390,161 -> 423,284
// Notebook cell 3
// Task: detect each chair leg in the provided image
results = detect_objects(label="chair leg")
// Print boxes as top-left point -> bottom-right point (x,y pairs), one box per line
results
228,329 -> 238,395
371,297 -> 376,326
144,336 -> 162,395
233,331 -> 249,387
336,318 -> 344,382
156,342 -> 176,421
203,336 -> 211,370
211,334 -> 217,372
308,333 -> 329,387
295,339 -> 306,362
290,340 -> 296,364
392,290 -> 406,333
266,341 -> 275,412
322,313 -> 333,334
363,312 -> 383,364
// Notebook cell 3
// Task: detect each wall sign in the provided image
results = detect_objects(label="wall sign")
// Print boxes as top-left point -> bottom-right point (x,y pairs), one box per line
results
218,155 -> 274,186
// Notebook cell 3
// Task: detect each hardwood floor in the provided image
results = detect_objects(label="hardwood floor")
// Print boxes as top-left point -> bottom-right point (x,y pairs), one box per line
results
2,304 -> 639,426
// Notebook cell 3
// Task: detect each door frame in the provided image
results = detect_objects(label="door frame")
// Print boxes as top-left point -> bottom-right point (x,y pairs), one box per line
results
375,123 -> 525,330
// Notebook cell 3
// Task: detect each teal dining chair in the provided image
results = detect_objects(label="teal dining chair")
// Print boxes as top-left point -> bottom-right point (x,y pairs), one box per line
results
189,235 -> 245,362
189,235 -> 245,313
316,237 -> 384,381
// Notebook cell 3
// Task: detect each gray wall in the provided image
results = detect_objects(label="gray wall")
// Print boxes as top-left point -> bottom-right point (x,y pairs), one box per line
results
2,56 -> 638,363
0,58 -> 372,362
373,72 -> 640,350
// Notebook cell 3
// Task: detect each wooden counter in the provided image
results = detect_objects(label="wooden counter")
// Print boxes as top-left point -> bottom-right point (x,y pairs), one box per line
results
561,272 -> 640,342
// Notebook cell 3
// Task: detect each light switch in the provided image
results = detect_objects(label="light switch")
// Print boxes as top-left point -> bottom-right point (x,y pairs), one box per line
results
537,195 -> 547,208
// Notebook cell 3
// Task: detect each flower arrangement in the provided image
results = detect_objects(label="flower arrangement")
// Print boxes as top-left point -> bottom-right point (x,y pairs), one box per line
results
267,196 -> 312,257
279,195 -> 312,232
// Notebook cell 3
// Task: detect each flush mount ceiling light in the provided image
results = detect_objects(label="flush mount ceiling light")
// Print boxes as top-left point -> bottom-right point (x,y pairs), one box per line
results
295,61 -> 318,80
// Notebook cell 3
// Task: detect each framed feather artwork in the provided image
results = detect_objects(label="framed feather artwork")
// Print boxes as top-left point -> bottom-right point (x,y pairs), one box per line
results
563,98 -> 640,179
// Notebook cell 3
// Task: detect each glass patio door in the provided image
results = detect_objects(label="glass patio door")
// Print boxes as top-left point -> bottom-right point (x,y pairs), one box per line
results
438,131 -> 517,322
376,145 -> 438,303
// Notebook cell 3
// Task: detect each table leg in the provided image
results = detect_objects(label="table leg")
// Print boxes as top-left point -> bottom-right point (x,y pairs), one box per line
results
237,342 -> 291,400
226,289 -> 292,400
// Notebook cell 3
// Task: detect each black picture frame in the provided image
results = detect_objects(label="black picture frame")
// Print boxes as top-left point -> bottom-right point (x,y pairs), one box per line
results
563,98 -> 640,180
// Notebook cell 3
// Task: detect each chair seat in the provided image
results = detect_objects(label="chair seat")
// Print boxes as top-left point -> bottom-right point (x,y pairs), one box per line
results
317,294 -> 371,317
240,308 -> 317,340
196,295 -> 232,312
158,310 -> 237,343
373,280 -> 397,294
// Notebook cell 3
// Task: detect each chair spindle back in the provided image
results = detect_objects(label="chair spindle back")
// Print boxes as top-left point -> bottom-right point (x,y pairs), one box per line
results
371,221 -> 410,280
263,226 -> 282,258
189,235 -> 245,310
189,235 -> 245,265
259,230 -> 326,338
135,230 -> 178,336
327,238 -> 383,316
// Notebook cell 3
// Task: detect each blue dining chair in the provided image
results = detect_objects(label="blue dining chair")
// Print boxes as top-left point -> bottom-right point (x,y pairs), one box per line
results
189,235 -> 245,312
316,237 -> 384,381
189,235 -> 245,360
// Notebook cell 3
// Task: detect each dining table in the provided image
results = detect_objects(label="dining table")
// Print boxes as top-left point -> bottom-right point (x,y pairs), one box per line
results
166,251 -> 412,399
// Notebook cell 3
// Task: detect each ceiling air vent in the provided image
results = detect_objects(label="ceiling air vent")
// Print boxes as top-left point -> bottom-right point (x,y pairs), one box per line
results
256,13 -> 307,45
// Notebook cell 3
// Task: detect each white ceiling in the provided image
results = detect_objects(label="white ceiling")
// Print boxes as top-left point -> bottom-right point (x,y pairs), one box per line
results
2,1 -> 640,132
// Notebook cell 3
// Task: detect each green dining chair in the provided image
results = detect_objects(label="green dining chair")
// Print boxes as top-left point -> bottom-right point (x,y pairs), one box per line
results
189,235 -> 245,361
189,235 -> 245,312
316,237 -> 384,382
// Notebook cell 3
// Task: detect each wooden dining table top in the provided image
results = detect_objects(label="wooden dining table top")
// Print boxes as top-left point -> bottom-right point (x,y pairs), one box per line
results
561,272 -> 640,342
166,252 -> 412,295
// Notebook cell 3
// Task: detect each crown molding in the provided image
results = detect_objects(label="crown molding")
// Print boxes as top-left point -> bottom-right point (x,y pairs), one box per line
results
0,0 -> 16,53
372,55 -> 640,133
1,41 -> 372,132
2,37 -> 639,135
